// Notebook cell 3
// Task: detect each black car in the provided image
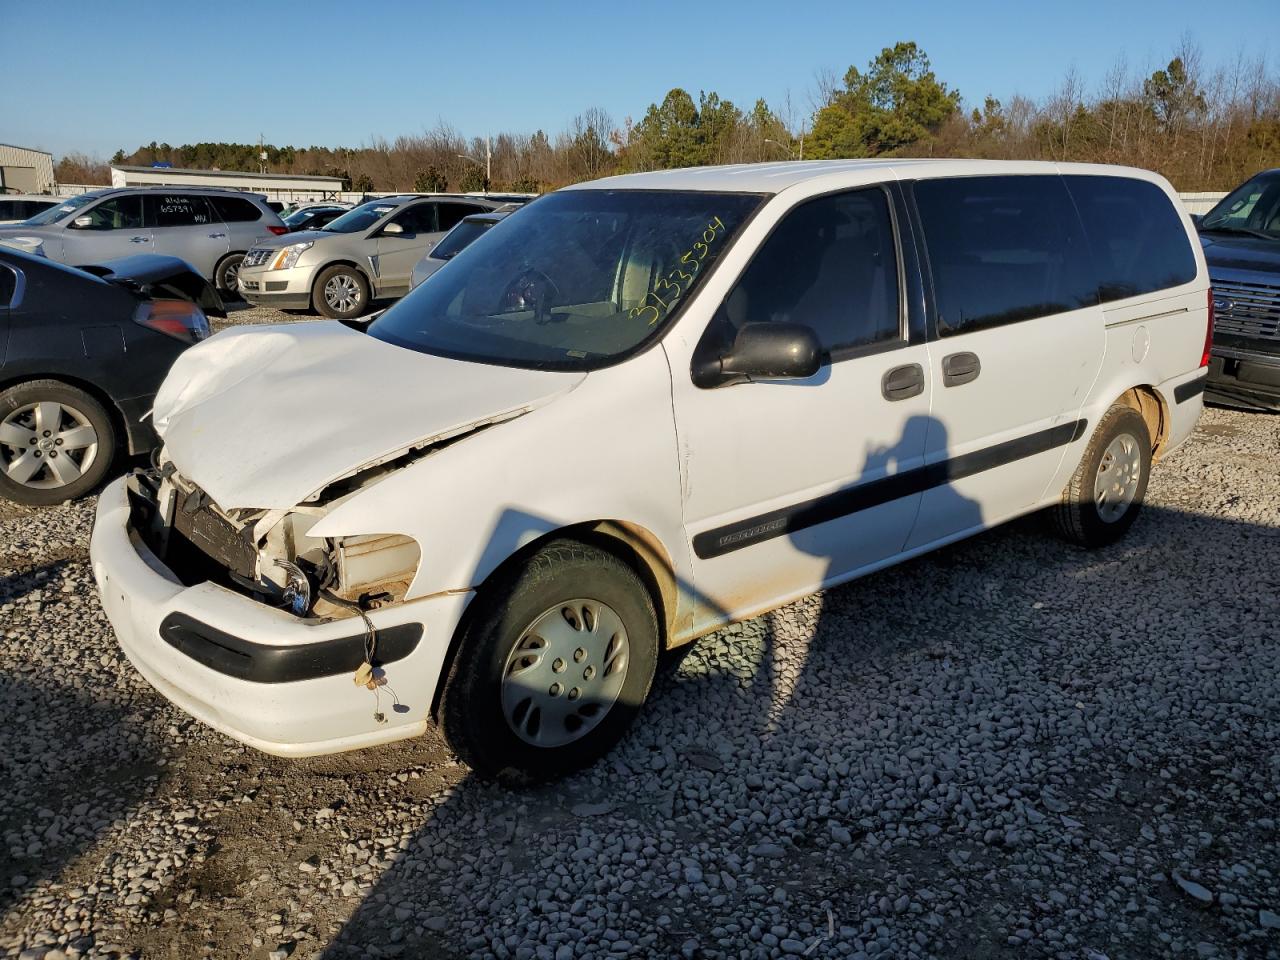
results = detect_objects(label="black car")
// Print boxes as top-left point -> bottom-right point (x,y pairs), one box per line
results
0,248 -> 221,505
281,205 -> 348,232
1196,169 -> 1280,411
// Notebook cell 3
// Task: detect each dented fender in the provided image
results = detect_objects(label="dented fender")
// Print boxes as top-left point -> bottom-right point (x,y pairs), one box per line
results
307,346 -> 694,611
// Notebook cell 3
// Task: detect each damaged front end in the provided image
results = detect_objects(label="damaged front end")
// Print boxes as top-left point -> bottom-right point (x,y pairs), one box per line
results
127,453 -> 423,622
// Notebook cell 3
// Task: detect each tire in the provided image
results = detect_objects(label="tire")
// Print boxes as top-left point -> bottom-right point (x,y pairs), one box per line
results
313,265 -> 370,320
214,252 -> 245,298
1048,404 -> 1151,548
0,380 -> 117,506
438,540 -> 659,783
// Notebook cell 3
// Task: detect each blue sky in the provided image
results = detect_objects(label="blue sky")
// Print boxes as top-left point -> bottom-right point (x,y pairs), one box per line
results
2,0 -> 1275,160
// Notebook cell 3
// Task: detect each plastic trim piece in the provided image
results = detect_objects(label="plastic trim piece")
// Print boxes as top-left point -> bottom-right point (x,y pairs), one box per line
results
158,612 -> 422,683
692,419 -> 1088,559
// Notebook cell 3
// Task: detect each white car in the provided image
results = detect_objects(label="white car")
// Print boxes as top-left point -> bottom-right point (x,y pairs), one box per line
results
0,193 -> 63,224
91,159 -> 1210,780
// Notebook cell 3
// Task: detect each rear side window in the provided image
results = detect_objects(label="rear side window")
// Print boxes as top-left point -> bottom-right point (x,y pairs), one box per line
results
915,175 -> 1097,336
1065,176 -> 1197,301
438,203 -> 487,232
719,187 -> 901,355
207,195 -> 264,223
146,194 -> 215,228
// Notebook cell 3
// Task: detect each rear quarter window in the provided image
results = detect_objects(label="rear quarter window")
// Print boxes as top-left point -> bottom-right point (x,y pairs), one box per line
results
207,196 -> 264,223
914,175 -> 1098,336
1064,176 -> 1197,302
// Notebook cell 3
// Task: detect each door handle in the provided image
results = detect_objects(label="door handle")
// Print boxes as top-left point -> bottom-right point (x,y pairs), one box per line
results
882,363 -> 925,401
942,351 -> 981,387
207,232 -> 226,239
129,236 -> 148,243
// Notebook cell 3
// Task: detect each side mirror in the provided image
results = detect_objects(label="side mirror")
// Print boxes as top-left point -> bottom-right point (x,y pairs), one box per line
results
72,215 -> 94,229
382,222 -> 405,236
698,322 -> 823,387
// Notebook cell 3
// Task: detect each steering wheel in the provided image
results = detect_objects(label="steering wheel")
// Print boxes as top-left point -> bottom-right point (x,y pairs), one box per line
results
499,268 -> 561,324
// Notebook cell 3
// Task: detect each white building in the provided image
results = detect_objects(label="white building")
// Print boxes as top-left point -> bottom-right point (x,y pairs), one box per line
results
0,144 -> 56,194
109,164 -> 347,202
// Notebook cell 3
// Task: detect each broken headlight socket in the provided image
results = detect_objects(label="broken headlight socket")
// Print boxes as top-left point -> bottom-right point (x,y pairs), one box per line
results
274,559 -> 313,616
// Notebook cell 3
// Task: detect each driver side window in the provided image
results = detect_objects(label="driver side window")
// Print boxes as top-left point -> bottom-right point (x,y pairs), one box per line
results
75,196 -> 144,231
392,204 -> 438,235
718,188 -> 902,357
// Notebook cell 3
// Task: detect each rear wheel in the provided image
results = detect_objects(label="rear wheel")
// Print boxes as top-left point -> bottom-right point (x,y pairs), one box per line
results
438,540 -> 658,782
214,252 -> 245,298
1048,404 -> 1151,548
0,381 -> 116,506
313,265 -> 369,320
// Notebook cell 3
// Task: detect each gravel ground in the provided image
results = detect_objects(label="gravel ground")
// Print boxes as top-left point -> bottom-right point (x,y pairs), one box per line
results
1,309 -> 1278,960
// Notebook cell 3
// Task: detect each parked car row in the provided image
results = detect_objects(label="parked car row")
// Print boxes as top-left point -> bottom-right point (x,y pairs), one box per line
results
237,193 -> 510,317
4,159 -> 1275,784
0,186 -> 287,295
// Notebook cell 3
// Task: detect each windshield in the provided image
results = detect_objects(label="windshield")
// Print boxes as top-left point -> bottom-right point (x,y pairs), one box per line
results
23,193 -> 99,226
320,200 -> 399,233
1201,172 -> 1280,239
369,189 -> 764,370
432,218 -> 498,260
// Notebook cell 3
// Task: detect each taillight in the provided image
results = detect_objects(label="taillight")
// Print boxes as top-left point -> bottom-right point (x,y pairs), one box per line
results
135,299 -> 211,344
1201,287 -> 1215,368
267,224 -> 288,236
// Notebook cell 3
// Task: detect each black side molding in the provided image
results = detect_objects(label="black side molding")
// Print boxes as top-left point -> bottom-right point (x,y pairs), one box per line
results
1174,375 -> 1207,404
692,419 -> 1088,559
158,612 -> 422,684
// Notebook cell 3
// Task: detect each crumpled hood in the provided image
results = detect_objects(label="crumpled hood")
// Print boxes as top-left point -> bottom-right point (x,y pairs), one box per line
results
153,321 -> 584,509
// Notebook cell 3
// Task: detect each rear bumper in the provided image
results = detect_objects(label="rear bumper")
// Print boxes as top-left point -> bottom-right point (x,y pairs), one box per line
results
90,475 -> 472,756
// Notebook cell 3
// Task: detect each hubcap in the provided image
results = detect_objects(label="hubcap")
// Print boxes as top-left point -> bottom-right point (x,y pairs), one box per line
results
222,257 -> 242,290
0,401 -> 99,489
1093,432 -> 1142,523
500,599 -> 630,748
324,274 -> 362,312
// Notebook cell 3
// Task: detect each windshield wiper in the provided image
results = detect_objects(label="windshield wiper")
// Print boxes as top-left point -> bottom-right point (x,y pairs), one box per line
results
1201,225 -> 1277,242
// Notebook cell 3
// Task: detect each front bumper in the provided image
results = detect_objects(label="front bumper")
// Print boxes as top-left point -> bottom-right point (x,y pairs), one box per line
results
1207,346 -> 1280,411
90,476 -> 472,756
238,262 -> 317,311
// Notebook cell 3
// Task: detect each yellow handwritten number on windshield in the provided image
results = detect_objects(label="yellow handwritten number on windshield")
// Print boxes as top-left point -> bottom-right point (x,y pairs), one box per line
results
629,216 -> 726,327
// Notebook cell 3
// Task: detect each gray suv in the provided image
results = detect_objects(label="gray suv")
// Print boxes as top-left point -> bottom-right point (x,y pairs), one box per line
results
0,187 -> 286,295
237,194 -> 501,318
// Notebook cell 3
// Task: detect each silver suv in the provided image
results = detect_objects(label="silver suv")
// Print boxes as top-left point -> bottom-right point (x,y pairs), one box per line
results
0,187 -> 286,295
237,194 -> 501,318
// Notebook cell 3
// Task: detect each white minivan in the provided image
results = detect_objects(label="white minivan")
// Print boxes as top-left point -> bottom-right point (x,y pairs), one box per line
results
90,160 -> 1211,780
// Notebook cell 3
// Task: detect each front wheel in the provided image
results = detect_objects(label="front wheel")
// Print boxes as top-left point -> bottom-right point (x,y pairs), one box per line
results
438,540 -> 658,782
313,265 -> 369,320
1048,404 -> 1152,548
